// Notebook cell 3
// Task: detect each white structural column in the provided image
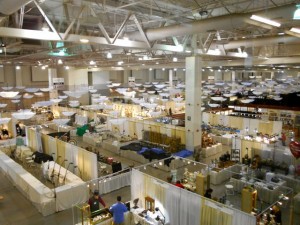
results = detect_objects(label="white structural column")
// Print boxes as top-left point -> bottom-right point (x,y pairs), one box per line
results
169,69 -> 173,87
123,70 -> 130,84
48,68 -> 58,99
185,56 -> 202,154
15,67 -> 23,87
231,71 -> 236,82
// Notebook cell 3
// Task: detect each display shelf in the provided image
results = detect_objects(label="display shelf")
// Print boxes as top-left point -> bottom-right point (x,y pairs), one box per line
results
231,149 -> 240,162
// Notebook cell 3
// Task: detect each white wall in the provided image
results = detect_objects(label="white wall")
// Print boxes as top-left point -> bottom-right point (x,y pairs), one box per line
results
92,71 -> 110,85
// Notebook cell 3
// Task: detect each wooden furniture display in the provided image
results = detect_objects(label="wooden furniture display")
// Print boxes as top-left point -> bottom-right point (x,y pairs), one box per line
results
241,187 -> 257,213
145,196 -> 155,212
195,173 -> 208,196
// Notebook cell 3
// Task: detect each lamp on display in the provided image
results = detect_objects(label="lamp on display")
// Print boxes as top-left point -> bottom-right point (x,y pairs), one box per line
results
133,198 -> 139,209
155,207 -> 165,225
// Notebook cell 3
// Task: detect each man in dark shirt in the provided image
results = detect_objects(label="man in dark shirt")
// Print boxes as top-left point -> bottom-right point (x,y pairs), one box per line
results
204,188 -> 213,199
88,190 -> 106,216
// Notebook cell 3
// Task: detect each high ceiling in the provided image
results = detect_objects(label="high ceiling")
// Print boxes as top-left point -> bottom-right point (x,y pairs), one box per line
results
0,0 -> 300,71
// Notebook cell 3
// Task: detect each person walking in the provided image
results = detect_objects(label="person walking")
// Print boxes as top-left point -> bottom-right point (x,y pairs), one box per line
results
109,196 -> 128,225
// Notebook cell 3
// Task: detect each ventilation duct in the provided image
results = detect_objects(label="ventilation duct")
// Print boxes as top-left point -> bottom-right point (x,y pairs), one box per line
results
0,0 -> 32,15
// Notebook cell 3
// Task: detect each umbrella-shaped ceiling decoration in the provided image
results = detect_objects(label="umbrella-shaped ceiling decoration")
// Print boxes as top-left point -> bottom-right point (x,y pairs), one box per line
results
12,110 -> 36,120
0,118 -> 11,124
0,91 -> 19,98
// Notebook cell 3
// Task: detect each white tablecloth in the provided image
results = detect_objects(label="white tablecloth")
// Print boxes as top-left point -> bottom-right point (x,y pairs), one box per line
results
231,177 -> 287,204
202,143 -> 222,158
83,133 -> 103,146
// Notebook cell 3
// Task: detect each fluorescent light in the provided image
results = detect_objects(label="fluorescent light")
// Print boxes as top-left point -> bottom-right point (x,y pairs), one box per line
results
89,60 -> 96,65
294,5 -> 300,20
162,68 -> 165,71
117,61 -> 124,65
0,49 -> 2,53
58,59 -> 63,64
290,27 -> 300,34
173,57 -> 178,62
41,66 -> 46,70
16,65 -> 20,70
80,38 -> 89,43
149,68 -> 153,71
65,66 -> 70,70
250,15 -> 281,27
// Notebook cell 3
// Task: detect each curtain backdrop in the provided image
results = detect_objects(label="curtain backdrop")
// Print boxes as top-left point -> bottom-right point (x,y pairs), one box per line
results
201,200 -> 232,225
131,169 -> 256,225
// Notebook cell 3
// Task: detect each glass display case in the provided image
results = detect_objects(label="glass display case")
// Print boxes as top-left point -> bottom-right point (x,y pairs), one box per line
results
74,203 -> 112,225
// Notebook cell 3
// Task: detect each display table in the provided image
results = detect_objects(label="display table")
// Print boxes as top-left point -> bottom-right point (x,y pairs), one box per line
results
201,143 -> 222,158
83,133 -> 104,146
209,164 -> 241,185
131,208 -> 163,225
231,177 -> 286,204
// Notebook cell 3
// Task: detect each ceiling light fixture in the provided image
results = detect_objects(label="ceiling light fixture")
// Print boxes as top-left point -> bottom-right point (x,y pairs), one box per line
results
250,15 -> 281,27
16,65 -> 20,70
41,66 -> 46,70
117,61 -> 124,65
294,4 -> 300,20
65,66 -> 70,70
58,59 -> 63,64
89,60 -> 96,65
41,22 -> 49,31
80,38 -> 89,43
106,52 -> 112,59
290,27 -> 300,34
162,68 -> 165,71
173,57 -> 178,62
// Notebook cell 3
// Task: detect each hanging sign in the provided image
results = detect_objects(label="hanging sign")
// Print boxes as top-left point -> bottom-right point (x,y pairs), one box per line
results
53,78 -> 64,89
128,77 -> 135,87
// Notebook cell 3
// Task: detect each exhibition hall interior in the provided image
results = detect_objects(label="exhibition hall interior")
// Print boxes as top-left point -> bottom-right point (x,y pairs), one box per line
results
1,0 -> 300,225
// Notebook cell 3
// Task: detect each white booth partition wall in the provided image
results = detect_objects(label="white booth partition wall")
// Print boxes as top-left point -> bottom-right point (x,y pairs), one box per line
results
27,129 -> 98,181
131,169 -> 256,225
